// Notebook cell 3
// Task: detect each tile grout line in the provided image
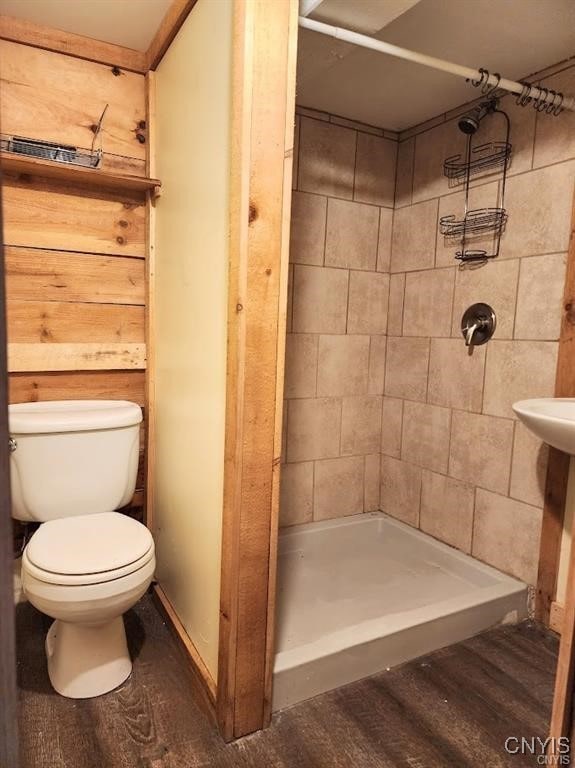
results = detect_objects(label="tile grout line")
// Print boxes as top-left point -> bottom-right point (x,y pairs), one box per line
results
352,129 -> 359,202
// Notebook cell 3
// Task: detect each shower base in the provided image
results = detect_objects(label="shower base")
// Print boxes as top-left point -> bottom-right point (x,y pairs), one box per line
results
272,511 -> 528,711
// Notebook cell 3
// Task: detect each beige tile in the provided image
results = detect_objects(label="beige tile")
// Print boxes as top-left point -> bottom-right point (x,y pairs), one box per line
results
428,338 -> 486,412
515,253 -> 567,341
412,121 -> 466,203
395,137 -> 414,208
377,208 -> 393,272
483,341 -> 558,419
289,191 -> 327,266
387,273 -> 405,335
317,335 -> 370,397
420,470 -> 474,552
279,461 -> 314,527
500,161 -> 575,259
451,258 -> 519,339
292,114 -> 300,191
473,489 -> 542,584
401,114 -> 445,142
469,95 -> 536,179
436,182 -> 500,268
298,117 -> 356,198
391,199 -> 438,273
403,268 -> 455,337
297,106 -> 329,121
380,455 -> 422,526
381,396 -> 403,458
341,395 -> 382,456
533,68 -> 575,168
292,265 -> 348,334
325,198 -> 380,271
364,454 -> 380,512
331,115 -> 383,135
385,337 -> 429,401
354,133 -> 397,207
510,421 -> 548,508
449,411 -> 514,495
314,456 -> 364,520
347,271 -> 389,335
287,397 -> 341,462
284,333 -> 318,399
367,335 -> 387,395
401,401 -> 451,473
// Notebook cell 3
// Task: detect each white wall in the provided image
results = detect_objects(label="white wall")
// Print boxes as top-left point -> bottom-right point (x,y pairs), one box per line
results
153,0 -> 232,680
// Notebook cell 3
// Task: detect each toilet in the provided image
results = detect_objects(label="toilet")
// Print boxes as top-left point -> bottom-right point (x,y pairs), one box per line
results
9,400 -> 156,699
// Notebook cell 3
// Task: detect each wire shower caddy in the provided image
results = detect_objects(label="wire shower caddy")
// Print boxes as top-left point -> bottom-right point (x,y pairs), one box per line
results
439,99 -> 511,264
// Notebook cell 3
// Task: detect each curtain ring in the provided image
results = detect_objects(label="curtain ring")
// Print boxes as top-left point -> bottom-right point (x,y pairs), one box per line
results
553,92 -> 565,116
517,82 -> 532,107
482,71 -> 500,97
546,90 -> 558,114
535,86 -> 549,112
471,67 -> 488,89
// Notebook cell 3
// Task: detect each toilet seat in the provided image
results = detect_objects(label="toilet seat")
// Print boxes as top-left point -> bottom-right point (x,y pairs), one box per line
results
23,512 -> 154,586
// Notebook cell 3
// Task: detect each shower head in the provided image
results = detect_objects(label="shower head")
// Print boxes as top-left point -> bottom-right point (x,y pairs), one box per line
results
457,102 -> 492,135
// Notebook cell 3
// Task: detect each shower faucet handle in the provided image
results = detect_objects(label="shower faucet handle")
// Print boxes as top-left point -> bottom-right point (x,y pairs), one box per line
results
464,321 -> 482,347
461,303 -> 496,347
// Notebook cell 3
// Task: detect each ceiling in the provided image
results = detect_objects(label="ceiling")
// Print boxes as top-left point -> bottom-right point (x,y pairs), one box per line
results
0,0 -> 573,129
0,0 -> 171,51
298,0 -> 575,130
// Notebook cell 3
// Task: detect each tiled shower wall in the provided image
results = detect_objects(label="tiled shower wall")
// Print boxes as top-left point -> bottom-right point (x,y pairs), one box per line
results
281,61 -> 575,587
383,63 -> 575,586
280,110 -> 398,527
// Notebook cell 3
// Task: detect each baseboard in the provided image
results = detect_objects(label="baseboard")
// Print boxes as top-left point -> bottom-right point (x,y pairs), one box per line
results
549,601 -> 564,634
151,583 -> 217,722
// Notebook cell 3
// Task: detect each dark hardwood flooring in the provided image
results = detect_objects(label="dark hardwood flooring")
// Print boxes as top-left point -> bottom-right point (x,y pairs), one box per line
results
17,596 -> 558,768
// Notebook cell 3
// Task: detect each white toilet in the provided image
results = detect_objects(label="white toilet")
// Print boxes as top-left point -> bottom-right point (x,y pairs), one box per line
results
9,400 -> 156,699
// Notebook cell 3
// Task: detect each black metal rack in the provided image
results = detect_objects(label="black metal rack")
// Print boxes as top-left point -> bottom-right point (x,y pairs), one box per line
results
439,100 -> 512,265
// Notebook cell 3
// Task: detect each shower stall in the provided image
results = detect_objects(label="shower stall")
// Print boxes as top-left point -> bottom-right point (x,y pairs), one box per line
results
273,6 -> 575,709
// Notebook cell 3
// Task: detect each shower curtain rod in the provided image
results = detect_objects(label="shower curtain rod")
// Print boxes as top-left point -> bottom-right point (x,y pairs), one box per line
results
299,16 -> 575,113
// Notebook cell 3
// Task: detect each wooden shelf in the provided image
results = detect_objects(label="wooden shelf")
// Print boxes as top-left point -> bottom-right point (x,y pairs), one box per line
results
0,152 -> 161,196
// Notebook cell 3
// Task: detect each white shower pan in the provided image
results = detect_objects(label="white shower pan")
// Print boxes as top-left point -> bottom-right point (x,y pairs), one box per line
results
272,512 -> 528,711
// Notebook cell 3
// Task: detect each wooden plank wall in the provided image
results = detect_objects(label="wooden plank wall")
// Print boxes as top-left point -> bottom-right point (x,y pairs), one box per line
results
1,41 -> 148,520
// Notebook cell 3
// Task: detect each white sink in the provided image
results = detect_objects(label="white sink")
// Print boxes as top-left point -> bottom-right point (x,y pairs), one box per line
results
513,398 -> 575,455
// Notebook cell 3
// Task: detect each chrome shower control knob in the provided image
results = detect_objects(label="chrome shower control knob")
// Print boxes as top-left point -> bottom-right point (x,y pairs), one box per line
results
8,437 -> 17,453
461,303 -> 496,347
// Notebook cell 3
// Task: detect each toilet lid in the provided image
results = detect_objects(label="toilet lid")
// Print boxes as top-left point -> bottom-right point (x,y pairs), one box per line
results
26,512 -> 154,576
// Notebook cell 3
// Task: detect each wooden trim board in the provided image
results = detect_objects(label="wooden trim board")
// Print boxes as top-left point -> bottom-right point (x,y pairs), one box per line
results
0,178 -> 20,767
262,0 -> 299,727
152,585 -> 217,713
144,70 -> 157,531
0,0 -> 198,76
217,0 -> 297,741
7,343 -> 146,372
548,186 -> 575,744
0,154 -> 160,197
0,14 -> 146,73
550,601 -> 564,635
537,187 -> 575,625
146,0 -> 198,71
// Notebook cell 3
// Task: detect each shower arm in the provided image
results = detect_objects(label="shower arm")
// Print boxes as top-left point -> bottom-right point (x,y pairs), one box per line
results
298,16 -> 575,113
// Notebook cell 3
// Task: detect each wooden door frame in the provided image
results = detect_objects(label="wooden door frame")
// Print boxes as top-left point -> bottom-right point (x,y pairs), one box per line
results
548,187 -> 575,742
216,0 -> 298,740
537,186 -> 575,629
0,175 -> 20,766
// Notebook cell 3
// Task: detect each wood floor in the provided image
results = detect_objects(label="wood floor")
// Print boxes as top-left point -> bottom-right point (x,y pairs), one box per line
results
17,595 -> 557,768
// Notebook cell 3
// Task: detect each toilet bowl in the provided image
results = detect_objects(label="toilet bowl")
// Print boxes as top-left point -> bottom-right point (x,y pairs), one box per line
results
9,400 -> 156,699
21,512 -> 155,698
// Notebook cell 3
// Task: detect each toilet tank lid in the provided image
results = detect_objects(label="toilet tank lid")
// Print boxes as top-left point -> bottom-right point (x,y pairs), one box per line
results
9,400 -> 143,434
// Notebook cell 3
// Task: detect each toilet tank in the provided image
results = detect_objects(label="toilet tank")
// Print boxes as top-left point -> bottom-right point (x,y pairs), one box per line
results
9,400 -> 142,522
